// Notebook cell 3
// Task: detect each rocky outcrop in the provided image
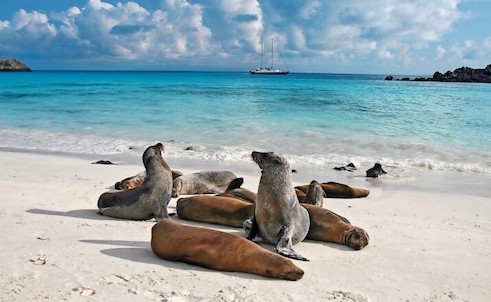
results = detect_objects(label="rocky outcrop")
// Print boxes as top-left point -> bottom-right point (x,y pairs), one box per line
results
385,64 -> 491,83
0,58 -> 31,72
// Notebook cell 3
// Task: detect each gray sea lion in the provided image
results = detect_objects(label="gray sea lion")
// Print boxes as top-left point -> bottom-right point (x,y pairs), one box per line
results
97,143 -> 173,220
176,195 -> 254,227
295,181 -> 369,198
302,203 -> 369,250
151,219 -> 304,281
302,180 -> 326,206
366,163 -> 387,178
247,151 -> 310,261
114,170 -> 183,190
172,171 -> 237,197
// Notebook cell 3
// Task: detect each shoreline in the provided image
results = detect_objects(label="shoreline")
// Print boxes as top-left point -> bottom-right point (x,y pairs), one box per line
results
1,148 -> 490,301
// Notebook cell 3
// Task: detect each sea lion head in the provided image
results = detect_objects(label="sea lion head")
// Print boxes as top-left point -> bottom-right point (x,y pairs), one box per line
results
251,151 -> 289,171
305,180 -> 326,206
172,177 -> 182,198
344,227 -> 370,250
142,143 -> 164,165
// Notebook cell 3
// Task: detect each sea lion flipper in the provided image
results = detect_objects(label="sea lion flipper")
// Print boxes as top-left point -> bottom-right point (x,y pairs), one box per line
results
276,226 -> 309,261
225,177 -> 244,192
245,217 -> 259,240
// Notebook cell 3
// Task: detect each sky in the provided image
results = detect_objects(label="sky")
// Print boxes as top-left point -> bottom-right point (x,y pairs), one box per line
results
0,0 -> 490,74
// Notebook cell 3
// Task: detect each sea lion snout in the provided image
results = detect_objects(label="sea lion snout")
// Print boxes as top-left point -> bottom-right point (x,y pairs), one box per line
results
344,228 -> 370,250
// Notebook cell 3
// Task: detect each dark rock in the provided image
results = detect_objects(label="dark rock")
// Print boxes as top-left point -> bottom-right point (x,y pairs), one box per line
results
184,146 -> 194,151
92,160 -> 116,165
0,58 -> 31,72
385,75 -> 393,81
410,64 -> 491,83
333,163 -> 357,172
401,77 -> 410,81
366,163 -> 387,178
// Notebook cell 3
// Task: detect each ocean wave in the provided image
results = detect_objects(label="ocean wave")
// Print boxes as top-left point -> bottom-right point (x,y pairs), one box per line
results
0,129 -> 489,174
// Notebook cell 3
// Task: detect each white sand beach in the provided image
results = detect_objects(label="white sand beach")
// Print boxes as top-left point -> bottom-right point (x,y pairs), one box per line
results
1,149 -> 490,302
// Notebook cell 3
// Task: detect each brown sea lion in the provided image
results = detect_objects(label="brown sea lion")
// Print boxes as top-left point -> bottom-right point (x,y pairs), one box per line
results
216,177 -> 257,203
176,195 -> 254,227
151,219 -> 304,281
97,143 -> 173,220
172,171 -> 237,197
176,194 -> 368,250
114,170 -> 183,190
295,181 -> 369,198
247,151 -> 310,261
301,203 -> 369,250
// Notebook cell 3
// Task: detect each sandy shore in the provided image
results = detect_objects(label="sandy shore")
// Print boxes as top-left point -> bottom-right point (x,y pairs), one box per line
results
1,149 -> 490,302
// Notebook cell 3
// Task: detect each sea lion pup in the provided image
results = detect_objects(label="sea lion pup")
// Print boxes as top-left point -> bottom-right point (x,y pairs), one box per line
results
295,181 -> 369,198
301,203 -> 369,250
247,151 -> 310,261
366,163 -> 387,178
172,171 -> 237,197
115,170 -> 183,190
151,219 -> 304,281
176,195 -> 254,227
97,143 -> 173,220
216,177 -> 257,203
300,180 -> 326,206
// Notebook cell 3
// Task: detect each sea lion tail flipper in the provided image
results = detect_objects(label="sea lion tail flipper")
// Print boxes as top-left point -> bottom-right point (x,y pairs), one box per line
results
276,226 -> 309,261
225,177 -> 244,192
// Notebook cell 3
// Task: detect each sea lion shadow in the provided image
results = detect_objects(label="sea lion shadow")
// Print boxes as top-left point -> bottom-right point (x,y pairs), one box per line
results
100,246 -> 278,281
26,208 -> 113,221
304,240 -> 356,252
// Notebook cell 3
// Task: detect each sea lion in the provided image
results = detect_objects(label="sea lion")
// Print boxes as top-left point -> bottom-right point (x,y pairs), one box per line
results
302,180 -> 326,206
301,203 -> 369,250
366,163 -> 387,178
115,170 -> 183,190
172,171 -> 237,197
176,194 -> 368,250
176,195 -> 254,227
151,219 -> 304,280
295,181 -> 369,198
97,143 -> 173,220
216,177 -> 257,203
247,151 -> 310,261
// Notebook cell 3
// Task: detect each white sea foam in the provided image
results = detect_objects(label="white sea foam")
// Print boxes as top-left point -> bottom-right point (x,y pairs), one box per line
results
3,128 -> 488,174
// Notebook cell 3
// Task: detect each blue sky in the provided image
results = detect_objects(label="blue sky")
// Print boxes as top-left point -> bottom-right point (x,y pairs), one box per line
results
1,0 -> 490,74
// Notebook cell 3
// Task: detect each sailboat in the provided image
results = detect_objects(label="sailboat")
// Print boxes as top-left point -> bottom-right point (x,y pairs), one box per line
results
250,38 -> 289,75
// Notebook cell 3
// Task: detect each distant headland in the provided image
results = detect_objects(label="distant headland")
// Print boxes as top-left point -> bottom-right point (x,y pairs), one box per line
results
0,58 -> 31,72
385,64 -> 491,83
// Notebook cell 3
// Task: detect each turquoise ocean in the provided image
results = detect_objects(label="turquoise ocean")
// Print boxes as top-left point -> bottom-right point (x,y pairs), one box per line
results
1,71 -> 490,175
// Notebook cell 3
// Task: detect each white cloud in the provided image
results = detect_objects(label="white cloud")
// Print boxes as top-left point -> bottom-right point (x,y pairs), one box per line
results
436,45 -> 446,59
0,0 -> 470,71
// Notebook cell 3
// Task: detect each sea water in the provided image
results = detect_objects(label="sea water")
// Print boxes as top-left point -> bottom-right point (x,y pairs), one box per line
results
1,71 -> 490,175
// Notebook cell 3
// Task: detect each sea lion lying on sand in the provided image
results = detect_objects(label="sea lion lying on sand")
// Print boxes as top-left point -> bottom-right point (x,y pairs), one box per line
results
172,171 -> 237,197
97,143 -> 173,220
295,181 -> 369,198
151,219 -> 304,281
115,170 -> 183,190
302,203 -> 369,250
176,195 -> 254,228
176,192 -> 369,250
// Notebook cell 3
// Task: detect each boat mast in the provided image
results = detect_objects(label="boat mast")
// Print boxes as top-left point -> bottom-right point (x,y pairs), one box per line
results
271,38 -> 274,69
261,38 -> 264,69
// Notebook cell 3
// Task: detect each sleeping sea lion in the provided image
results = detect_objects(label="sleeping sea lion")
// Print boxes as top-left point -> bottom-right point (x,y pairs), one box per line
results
151,219 -> 304,280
